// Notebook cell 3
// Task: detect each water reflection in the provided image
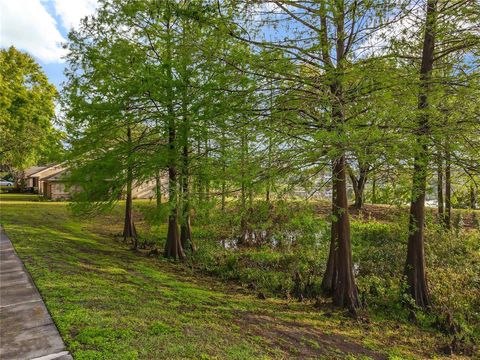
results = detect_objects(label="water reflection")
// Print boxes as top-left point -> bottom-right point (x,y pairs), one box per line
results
220,229 -> 326,250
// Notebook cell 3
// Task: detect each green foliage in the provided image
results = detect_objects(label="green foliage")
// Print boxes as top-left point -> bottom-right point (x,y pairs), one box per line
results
0,46 -> 63,170
427,227 -> 480,345
351,221 -> 408,277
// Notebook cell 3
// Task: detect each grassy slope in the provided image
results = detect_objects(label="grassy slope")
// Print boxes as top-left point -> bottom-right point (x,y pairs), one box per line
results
0,195 -> 465,360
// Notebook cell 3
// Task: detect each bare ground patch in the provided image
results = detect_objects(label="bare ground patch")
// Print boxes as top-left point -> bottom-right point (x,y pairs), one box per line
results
236,312 -> 387,359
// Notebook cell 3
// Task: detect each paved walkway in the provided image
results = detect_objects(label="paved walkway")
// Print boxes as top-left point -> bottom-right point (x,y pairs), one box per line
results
0,228 -> 72,360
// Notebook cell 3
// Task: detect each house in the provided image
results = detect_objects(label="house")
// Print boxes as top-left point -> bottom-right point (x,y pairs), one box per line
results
24,164 -> 67,195
22,164 -> 164,200
22,165 -> 48,189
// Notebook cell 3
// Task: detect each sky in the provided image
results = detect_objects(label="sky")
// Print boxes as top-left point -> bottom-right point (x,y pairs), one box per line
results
0,0 -> 99,89
0,1 -> 427,91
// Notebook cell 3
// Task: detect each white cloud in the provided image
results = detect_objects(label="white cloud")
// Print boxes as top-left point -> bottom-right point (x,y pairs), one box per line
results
50,0 -> 98,31
0,0 -> 66,63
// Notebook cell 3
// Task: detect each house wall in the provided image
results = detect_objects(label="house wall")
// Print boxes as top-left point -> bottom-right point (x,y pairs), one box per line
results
32,164 -> 167,200
131,178 -> 167,199
49,182 -> 71,200
45,182 -> 52,199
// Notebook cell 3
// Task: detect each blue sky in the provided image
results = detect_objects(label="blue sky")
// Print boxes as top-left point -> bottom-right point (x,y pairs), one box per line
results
0,0 -> 98,90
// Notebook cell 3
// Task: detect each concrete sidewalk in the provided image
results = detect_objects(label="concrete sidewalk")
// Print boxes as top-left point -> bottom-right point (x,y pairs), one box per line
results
0,228 -> 72,360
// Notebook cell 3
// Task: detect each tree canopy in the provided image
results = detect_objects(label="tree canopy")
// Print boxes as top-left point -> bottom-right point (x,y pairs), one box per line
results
0,46 -> 63,171
60,0 -> 479,323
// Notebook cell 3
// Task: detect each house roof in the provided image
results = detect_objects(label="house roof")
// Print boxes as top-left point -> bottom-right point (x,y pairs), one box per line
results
24,166 -> 48,177
42,169 -> 68,182
29,163 -> 66,178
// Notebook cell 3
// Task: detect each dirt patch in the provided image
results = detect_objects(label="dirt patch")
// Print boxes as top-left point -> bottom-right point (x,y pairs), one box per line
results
236,313 -> 387,359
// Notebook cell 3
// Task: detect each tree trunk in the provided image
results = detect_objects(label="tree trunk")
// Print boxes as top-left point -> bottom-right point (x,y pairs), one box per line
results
371,175 -> 377,204
322,168 -> 337,294
197,138 -> 204,204
180,143 -> 194,252
320,0 -> 359,313
445,147 -> 451,229
155,171 -> 162,208
164,15 -> 184,260
471,185 -> 478,229
204,137 -> 210,202
221,130 -> 227,212
436,152 -> 444,222
165,140 -> 184,259
405,151 -> 430,308
221,179 -> 226,211
180,189 -> 193,252
349,165 -> 368,210
404,0 -> 436,309
332,155 -> 360,312
239,180 -> 247,246
123,127 -> 137,249
238,131 -> 248,245
123,162 -> 137,249
266,111 -> 273,204
470,185 -> 477,210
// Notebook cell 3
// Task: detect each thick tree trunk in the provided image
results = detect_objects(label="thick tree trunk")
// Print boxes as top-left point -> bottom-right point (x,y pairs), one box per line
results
404,0 -> 436,309
321,169 -> 337,294
445,147 -> 451,229
165,155 -> 184,259
332,155 -> 360,312
180,215 -> 193,252
320,1 -> 359,313
436,153 -> 444,222
405,151 -> 430,308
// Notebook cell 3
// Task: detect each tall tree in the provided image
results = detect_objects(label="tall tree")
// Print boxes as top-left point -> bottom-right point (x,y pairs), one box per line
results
0,47 -> 62,173
398,0 -> 480,308
230,0 -> 411,312
404,0 -> 437,309
64,12 -> 156,249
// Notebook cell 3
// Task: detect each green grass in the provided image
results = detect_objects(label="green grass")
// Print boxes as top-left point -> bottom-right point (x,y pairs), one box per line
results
0,193 -> 42,201
0,194 -> 470,359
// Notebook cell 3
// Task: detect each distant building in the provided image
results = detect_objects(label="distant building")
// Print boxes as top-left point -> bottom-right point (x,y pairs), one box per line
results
23,164 -> 66,195
41,168 -> 73,200
21,164 -> 164,200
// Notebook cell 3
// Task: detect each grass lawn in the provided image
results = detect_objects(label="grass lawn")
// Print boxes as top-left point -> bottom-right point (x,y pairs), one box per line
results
0,194 -> 468,359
